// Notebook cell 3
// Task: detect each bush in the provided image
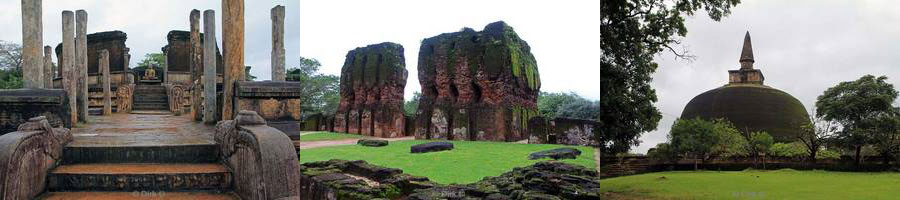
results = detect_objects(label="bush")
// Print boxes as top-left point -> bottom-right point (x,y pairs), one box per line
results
817,148 -> 841,160
770,142 -> 807,158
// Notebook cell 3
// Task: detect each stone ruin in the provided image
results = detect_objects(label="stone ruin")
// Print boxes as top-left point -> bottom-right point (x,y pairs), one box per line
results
55,31 -> 130,85
415,21 -> 541,142
528,117 -> 599,146
333,42 -> 409,138
299,159 -> 436,200
163,30 -> 224,84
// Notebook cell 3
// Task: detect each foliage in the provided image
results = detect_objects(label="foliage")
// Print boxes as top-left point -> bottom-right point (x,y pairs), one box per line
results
298,140 -> 595,184
537,92 -> 580,118
667,118 -> 748,169
0,41 -> 23,72
134,53 -> 165,70
868,111 -> 900,164
816,75 -> 898,166
404,91 -> 420,116
769,142 -> 807,158
798,108 -> 840,162
648,142 -> 678,162
749,131 -> 774,156
597,170 -> 900,199
597,0 -> 741,155
0,68 -> 23,89
287,57 -> 340,116
817,148 -> 841,160
536,91 -> 600,120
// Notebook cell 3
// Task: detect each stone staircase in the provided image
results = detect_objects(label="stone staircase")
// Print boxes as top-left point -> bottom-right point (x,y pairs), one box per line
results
133,85 -> 168,111
38,144 -> 237,199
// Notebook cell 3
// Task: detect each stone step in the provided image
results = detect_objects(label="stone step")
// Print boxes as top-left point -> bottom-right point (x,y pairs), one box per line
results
47,163 -> 232,192
38,191 -> 238,200
62,144 -> 218,164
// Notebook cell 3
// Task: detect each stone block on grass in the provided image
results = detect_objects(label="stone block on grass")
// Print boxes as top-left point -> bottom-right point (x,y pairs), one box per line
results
357,139 -> 388,147
528,147 -> 582,160
410,142 -> 454,153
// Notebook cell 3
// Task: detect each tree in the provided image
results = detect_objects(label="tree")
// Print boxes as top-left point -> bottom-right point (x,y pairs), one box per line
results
0,41 -> 23,72
557,97 -> 601,120
798,108 -> 840,163
868,109 -> 900,166
816,75 -> 898,167
748,131 -> 774,169
537,92 -> 580,118
135,53 -> 165,69
404,91 -> 421,116
287,57 -> 340,116
668,118 -> 747,170
597,0 -> 740,155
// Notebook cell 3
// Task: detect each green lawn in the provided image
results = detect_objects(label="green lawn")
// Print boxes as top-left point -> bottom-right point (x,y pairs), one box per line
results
298,140 -> 596,184
598,169 -> 900,199
297,132 -> 364,142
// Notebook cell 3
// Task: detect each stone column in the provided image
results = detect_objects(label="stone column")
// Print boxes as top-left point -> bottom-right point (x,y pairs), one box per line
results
76,10 -> 88,122
271,5 -> 285,81
62,11 -> 77,124
222,0 -> 245,120
190,9 -> 203,121
124,48 -> 132,83
100,50 -> 111,115
203,10 -> 218,123
21,0 -> 43,88
43,46 -> 53,88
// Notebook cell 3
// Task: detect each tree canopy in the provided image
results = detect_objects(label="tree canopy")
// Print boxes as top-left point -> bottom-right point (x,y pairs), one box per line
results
666,118 -> 748,170
816,75 -> 898,166
287,57 -> 339,117
598,0 -> 741,154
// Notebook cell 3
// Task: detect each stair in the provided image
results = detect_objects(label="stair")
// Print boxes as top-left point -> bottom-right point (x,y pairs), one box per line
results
40,143 -> 237,199
133,85 -> 168,111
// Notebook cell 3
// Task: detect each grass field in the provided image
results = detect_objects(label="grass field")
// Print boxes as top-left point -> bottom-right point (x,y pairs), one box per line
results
597,169 -> 900,199
298,140 -> 596,184
297,132 -> 364,142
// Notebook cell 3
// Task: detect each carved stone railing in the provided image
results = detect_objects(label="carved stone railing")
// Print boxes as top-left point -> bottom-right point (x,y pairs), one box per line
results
216,110 -> 301,199
115,84 -> 134,113
0,116 -> 72,200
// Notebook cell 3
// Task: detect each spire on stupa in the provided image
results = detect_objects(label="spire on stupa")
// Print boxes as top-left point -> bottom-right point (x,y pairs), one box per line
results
739,31 -> 754,69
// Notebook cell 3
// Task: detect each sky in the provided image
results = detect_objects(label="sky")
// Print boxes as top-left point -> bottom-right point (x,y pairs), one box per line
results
0,0 -> 601,102
635,0 -> 900,153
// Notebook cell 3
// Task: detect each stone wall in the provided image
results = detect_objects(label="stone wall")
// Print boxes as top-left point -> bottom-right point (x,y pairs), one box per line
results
0,89 -> 71,134
415,21 -> 541,142
528,117 -> 599,146
235,81 -> 302,139
163,30 -> 224,76
334,42 -> 408,138
55,31 -> 130,83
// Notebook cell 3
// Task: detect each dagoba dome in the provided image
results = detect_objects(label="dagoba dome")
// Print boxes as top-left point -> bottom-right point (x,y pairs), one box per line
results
680,32 -> 809,142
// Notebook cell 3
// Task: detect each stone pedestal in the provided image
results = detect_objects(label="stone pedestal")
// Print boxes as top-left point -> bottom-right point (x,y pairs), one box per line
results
270,5 -> 285,81
75,10 -> 88,122
203,10 -> 218,124
21,0 -> 43,89
222,0 -> 245,120
100,50 -> 111,115
62,11 -> 77,124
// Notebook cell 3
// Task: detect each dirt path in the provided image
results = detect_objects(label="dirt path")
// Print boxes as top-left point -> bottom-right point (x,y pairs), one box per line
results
294,136 -> 416,149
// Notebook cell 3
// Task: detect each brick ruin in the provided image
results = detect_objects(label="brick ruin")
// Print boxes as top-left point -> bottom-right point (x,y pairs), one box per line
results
55,31 -> 130,85
414,21 -> 541,142
333,42 -> 408,138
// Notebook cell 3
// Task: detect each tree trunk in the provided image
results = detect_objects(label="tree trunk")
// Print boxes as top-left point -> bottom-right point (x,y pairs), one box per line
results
762,154 -> 767,170
882,152 -> 891,168
694,158 -> 699,171
855,146 -> 862,169
809,148 -> 818,165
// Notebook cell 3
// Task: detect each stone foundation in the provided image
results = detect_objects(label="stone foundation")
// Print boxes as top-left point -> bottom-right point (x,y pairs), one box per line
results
415,21 -> 540,142
528,117 -> 598,146
0,89 -> 71,133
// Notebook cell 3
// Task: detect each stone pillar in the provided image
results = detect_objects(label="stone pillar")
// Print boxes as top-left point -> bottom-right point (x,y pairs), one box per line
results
75,10 -> 88,122
124,48 -> 132,83
270,5 -> 285,81
203,10 -> 218,124
62,11 -> 77,124
100,50 -> 111,115
190,9 -> 203,121
43,46 -> 53,88
222,0 -> 245,120
21,0 -> 43,88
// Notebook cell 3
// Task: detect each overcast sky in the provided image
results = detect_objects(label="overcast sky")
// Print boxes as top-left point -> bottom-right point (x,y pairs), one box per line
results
636,0 -> 900,153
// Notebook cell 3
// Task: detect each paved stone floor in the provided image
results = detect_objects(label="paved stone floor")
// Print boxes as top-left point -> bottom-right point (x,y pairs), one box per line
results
69,113 -> 215,147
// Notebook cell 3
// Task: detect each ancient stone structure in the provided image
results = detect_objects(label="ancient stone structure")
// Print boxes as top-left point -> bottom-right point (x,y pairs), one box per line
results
100,50 -> 111,115
0,116 -> 72,200
334,43 -> 408,138
298,159 -> 436,200
408,162 -> 604,200
271,5 -> 286,81
222,0 -> 245,120
76,10 -> 88,122
62,11 -> 76,124
21,0 -> 43,89
115,84 -> 133,113
415,21 -> 541,141
43,46 -> 53,88
215,110 -> 301,199
680,32 -> 809,142
190,10 -> 202,121
527,117 -> 599,146
234,81 -> 303,139
203,10 -> 218,124
162,31 -> 192,84
57,31 -> 131,83
410,142 -> 454,153
165,84 -> 187,115
0,89 -> 72,133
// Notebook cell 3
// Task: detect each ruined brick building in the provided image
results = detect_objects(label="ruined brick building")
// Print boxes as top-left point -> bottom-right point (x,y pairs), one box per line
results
334,42 -> 408,138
